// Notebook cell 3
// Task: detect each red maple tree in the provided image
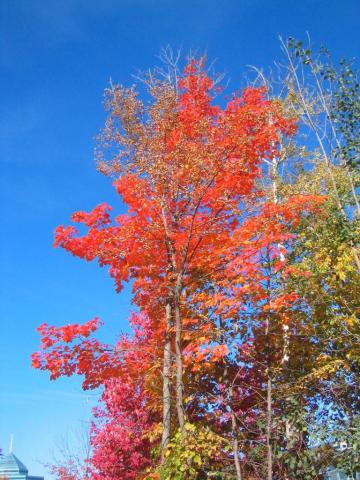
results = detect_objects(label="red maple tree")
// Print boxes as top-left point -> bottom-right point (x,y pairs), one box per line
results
33,58 -> 323,478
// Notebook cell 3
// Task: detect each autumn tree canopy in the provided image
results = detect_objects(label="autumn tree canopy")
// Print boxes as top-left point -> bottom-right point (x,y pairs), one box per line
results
33,47 -> 359,480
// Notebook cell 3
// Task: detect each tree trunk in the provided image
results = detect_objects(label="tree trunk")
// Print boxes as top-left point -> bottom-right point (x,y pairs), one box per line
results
220,313 -> 242,480
161,301 -> 172,460
174,275 -> 185,432
230,384 -> 242,480
266,372 -> 273,480
265,308 -> 273,480
270,154 -> 292,469
160,205 -> 185,432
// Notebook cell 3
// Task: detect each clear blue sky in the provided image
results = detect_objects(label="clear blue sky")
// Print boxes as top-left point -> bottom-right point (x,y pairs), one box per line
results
1,0 -> 359,477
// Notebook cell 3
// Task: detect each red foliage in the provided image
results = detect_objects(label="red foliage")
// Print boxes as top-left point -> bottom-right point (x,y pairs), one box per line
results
90,376 -> 156,480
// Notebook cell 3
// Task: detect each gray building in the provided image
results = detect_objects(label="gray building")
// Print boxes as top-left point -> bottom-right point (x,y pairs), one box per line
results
325,468 -> 360,480
0,453 -> 43,480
